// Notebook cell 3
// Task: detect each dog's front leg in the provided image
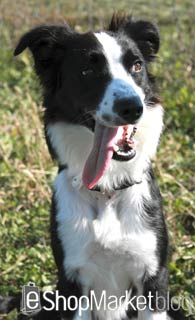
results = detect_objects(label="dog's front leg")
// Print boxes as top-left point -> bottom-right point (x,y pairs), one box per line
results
73,307 -> 92,320
138,308 -> 169,320
137,268 -> 170,320
57,273 -> 92,320
72,286 -> 92,320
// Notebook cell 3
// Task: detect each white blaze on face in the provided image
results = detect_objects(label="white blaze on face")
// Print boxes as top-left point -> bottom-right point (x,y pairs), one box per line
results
94,32 -> 145,121
82,32 -> 147,190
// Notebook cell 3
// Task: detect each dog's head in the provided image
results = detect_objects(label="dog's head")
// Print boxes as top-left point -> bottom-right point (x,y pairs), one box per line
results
15,15 -> 163,191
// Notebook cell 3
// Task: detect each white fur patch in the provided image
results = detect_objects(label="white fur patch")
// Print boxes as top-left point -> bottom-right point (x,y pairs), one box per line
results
54,170 -> 158,320
94,32 -> 144,99
94,32 -> 145,124
47,122 -> 93,176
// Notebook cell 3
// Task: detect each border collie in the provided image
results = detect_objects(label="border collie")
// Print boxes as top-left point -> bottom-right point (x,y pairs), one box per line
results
0,15 -> 186,320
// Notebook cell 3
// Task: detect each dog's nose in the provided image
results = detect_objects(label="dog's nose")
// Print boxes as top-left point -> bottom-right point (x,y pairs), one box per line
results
113,97 -> 143,124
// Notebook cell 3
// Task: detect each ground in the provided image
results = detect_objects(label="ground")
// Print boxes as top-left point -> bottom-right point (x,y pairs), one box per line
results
0,0 -> 194,319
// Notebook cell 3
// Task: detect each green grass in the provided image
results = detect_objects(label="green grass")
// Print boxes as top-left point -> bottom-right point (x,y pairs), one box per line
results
0,0 -> 195,319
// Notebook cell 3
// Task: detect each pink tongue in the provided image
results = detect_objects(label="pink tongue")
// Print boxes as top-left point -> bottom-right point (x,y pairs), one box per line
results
82,123 -> 119,189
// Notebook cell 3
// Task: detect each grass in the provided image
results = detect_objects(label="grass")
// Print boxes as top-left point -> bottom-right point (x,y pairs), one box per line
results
0,0 -> 195,318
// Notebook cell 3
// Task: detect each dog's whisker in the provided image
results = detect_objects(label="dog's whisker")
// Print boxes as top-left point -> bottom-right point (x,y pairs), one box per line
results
71,110 -> 94,124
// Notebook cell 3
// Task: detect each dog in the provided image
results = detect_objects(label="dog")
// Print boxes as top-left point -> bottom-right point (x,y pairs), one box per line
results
0,15 -> 187,320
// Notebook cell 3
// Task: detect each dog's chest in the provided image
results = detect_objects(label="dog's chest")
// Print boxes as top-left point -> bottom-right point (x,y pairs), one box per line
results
55,173 -> 158,298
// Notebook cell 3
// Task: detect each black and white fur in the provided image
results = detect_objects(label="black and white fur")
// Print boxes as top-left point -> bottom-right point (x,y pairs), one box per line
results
1,15 -> 186,320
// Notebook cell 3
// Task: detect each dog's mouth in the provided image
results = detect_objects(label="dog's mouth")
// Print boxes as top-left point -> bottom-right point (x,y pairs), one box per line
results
82,123 -> 137,190
112,126 -> 136,162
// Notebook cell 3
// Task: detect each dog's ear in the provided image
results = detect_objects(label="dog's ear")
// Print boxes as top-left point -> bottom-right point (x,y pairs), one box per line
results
109,15 -> 160,62
14,24 -> 72,86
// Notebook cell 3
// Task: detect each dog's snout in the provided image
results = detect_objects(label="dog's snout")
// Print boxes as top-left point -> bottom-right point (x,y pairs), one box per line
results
113,97 -> 143,124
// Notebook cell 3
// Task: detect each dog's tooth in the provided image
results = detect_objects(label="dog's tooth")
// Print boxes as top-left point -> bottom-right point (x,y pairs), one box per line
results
113,145 -> 119,152
130,126 -> 137,140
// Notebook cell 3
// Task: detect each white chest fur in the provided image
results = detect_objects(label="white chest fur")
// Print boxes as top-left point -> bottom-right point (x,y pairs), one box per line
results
54,171 -> 158,305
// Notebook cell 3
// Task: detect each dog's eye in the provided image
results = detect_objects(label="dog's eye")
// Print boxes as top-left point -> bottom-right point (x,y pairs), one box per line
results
81,69 -> 94,77
132,61 -> 142,73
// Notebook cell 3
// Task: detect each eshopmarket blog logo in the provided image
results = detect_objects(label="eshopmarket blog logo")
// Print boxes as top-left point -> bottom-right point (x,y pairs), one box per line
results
20,282 -> 41,315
